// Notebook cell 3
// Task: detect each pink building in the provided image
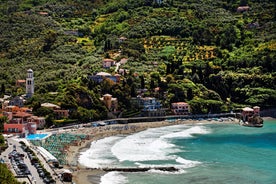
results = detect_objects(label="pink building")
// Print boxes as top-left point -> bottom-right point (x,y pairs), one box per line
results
3,112 -> 36,137
171,102 -> 190,115
4,123 -> 28,136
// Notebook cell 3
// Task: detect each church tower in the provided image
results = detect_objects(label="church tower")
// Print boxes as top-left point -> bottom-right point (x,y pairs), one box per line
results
26,69 -> 34,98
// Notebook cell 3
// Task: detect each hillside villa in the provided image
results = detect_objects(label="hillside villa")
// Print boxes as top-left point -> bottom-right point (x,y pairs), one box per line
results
100,94 -> 118,112
171,102 -> 190,115
41,103 -> 69,119
136,96 -> 166,117
102,58 -> 116,68
89,72 -> 120,83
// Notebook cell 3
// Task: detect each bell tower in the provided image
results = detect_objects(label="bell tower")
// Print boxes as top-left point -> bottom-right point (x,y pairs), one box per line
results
26,69 -> 34,98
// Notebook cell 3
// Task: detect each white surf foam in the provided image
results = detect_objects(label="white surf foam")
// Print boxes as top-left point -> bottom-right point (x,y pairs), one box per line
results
175,157 -> 201,168
100,171 -> 128,184
111,128 -> 180,162
161,126 -> 211,139
79,124 -> 208,168
78,136 -> 123,168
135,156 -> 201,170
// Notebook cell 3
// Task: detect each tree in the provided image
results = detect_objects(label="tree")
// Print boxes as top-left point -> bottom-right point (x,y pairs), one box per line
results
32,101 -> 41,113
0,134 -> 4,145
187,88 -> 193,100
0,84 -> 5,97
104,39 -> 112,51
0,116 -> 8,133
33,107 -> 54,118
101,78 -> 115,94
43,30 -> 57,52
45,113 -> 54,128
131,84 -> 136,97
0,163 -> 21,184
140,75 -> 145,89
150,79 -> 155,90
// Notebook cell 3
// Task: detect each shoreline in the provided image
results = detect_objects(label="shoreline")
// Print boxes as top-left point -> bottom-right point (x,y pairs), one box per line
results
63,118 -> 239,184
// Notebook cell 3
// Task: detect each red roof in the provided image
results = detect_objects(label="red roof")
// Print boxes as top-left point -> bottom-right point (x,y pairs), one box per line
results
13,112 -> 32,118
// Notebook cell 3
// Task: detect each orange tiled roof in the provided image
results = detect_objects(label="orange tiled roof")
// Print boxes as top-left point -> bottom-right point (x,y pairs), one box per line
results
13,112 -> 32,118
17,80 -> 26,83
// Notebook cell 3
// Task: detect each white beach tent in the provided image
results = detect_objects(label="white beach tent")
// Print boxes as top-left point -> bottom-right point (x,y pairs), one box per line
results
37,146 -> 58,163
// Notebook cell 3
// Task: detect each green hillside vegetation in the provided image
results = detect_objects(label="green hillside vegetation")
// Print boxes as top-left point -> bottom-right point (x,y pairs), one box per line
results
0,163 -> 22,184
0,0 -> 275,123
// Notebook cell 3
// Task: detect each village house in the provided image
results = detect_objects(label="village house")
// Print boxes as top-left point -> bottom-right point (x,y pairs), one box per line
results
38,11 -> 49,16
136,97 -> 165,117
2,105 -> 46,136
118,36 -> 127,43
3,111 -> 36,137
16,79 -> 26,87
247,22 -> 259,29
237,6 -> 250,13
241,106 -> 260,122
89,72 -> 120,83
119,58 -> 128,64
41,102 -> 69,119
171,102 -> 190,115
2,105 -> 31,114
100,94 -> 118,112
27,116 -> 46,129
64,30 -> 79,36
103,58 -> 116,68
7,96 -> 25,107
118,69 -> 127,75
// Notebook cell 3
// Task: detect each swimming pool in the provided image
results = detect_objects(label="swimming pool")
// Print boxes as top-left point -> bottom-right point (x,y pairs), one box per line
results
26,133 -> 49,140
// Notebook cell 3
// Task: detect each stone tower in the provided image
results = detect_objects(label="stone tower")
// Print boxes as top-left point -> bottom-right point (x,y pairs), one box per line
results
26,69 -> 34,98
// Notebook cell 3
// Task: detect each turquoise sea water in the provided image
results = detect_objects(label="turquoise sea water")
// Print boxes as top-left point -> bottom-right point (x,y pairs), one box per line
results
79,120 -> 276,184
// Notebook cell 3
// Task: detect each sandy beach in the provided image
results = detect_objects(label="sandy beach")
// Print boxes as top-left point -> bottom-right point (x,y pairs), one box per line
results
58,118 -> 238,184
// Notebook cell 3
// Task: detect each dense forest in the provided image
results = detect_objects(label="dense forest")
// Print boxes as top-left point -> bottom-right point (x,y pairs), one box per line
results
0,0 -> 275,124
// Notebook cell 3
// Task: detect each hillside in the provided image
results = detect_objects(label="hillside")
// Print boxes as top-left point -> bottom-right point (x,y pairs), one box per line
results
0,0 -> 275,122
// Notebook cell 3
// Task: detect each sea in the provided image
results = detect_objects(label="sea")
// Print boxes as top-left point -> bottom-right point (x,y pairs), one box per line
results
78,119 -> 276,184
